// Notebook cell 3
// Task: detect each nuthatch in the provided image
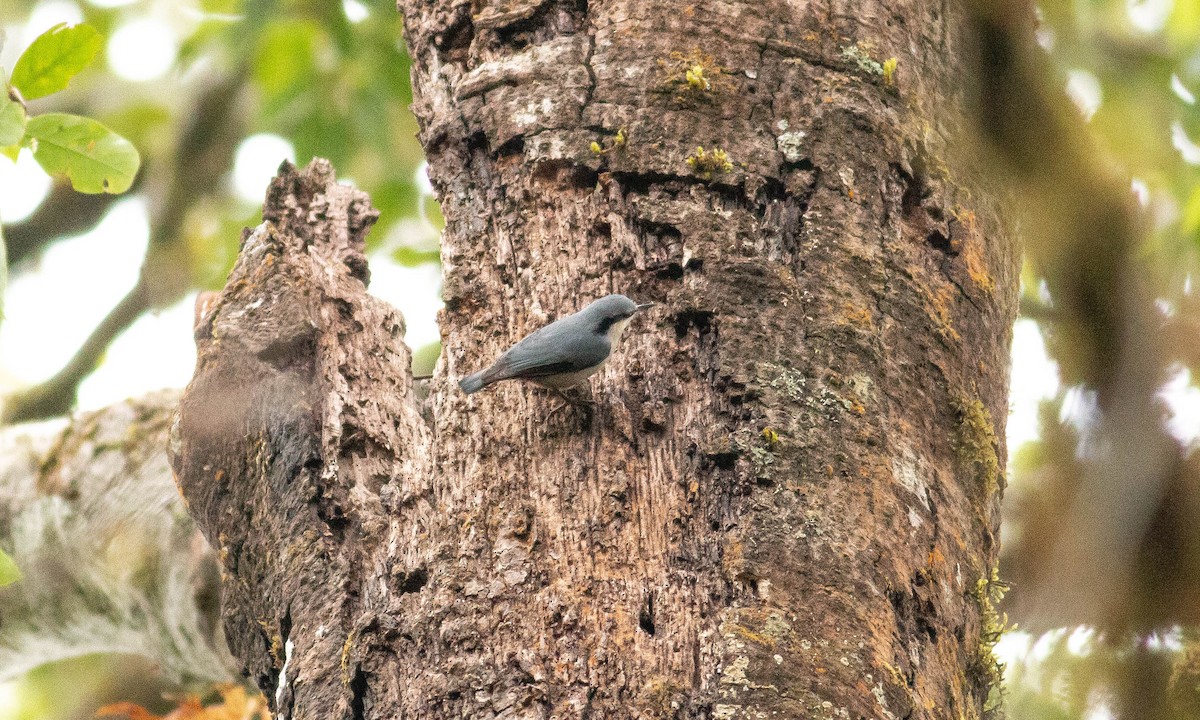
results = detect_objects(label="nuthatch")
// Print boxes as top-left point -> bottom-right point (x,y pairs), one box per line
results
459,294 -> 653,394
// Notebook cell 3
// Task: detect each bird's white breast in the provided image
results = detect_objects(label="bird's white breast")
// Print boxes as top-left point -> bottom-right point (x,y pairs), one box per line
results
533,361 -> 607,389
606,317 -> 632,344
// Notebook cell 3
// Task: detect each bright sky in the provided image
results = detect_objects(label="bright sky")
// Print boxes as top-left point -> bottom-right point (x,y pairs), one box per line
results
0,141 -> 444,410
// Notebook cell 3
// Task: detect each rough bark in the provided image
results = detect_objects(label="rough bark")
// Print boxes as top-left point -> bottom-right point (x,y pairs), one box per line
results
171,1 -> 1019,718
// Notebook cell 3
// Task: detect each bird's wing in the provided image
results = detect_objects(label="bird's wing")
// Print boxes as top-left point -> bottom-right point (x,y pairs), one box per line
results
484,320 -> 610,382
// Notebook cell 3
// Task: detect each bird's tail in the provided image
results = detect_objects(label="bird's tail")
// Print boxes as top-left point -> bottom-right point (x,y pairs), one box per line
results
459,370 -> 488,394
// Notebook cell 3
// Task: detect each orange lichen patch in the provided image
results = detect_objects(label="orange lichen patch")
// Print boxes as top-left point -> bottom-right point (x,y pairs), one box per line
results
963,240 -> 995,293
721,607 -> 793,650
928,285 -> 961,343
928,546 -> 946,567
840,302 -> 874,329
721,538 -> 746,579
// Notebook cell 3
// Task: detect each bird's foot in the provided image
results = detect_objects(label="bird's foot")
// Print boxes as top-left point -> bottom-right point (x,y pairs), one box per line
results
545,386 -> 595,419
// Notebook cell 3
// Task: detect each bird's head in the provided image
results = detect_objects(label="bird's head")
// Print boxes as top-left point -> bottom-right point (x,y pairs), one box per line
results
585,294 -> 654,342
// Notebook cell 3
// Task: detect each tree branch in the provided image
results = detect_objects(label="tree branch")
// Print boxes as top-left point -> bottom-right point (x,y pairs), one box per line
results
2,279 -> 149,423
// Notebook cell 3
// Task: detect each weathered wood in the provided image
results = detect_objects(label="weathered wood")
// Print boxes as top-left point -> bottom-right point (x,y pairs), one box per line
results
172,0 -> 1020,717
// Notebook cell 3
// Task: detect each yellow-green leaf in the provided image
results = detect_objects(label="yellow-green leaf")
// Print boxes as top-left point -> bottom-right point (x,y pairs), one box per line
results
0,94 -> 25,146
25,113 -> 140,194
10,23 -> 102,100
0,548 -> 19,587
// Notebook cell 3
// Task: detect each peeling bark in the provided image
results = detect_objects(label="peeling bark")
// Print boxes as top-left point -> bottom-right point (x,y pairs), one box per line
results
171,0 -> 1019,718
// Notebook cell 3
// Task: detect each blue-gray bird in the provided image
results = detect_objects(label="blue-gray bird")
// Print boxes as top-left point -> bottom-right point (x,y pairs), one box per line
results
459,294 -> 653,394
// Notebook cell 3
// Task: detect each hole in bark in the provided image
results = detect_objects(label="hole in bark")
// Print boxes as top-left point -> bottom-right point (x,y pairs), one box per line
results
437,7 -> 474,64
707,451 -> 738,470
350,668 -> 368,720
927,229 -> 954,254
465,131 -> 490,153
398,567 -> 429,594
654,263 -> 685,280
639,594 -> 656,635
496,135 -> 525,157
256,332 -> 316,370
280,607 -> 292,644
673,309 -> 714,339
899,159 -> 928,220
531,159 -> 598,190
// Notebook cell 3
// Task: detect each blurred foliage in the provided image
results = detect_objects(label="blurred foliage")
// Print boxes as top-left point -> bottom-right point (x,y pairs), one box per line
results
991,0 -> 1200,717
3,655 -> 181,720
0,0 -> 441,422
0,547 -> 18,586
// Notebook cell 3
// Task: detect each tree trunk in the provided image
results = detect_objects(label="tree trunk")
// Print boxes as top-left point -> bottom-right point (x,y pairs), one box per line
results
170,0 -> 1019,717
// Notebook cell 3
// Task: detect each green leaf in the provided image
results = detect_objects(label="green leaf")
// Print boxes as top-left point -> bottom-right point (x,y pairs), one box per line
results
392,245 -> 441,267
25,113 -> 140,194
0,548 -> 20,587
10,23 -> 102,100
0,144 -> 18,162
0,93 -> 25,146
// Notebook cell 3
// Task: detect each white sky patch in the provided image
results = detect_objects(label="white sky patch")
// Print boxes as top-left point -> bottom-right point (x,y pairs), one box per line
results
22,2 -> 83,45
343,0 -> 369,23
0,681 -> 20,720
87,0 -> 138,8
415,160 -> 434,196
994,630 -> 1033,669
107,18 -> 178,82
232,134 -> 296,204
1131,177 -> 1150,206
1085,692 -> 1117,720
1172,73 -> 1197,104
1066,70 -> 1102,120
1066,625 -> 1096,655
276,638 -> 294,714
1160,365 -> 1200,447
77,293 -> 196,411
1007,320 -> 1061,455
367,246 -> 443,351
0,198 -> 147,389
0,151 -> 52,224
1030,627 -> 1069,662
1172,121 -> 1200,164
1126,0 -> 1173,33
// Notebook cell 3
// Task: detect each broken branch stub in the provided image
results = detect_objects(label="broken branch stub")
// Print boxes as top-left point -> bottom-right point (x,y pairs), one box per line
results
169,159 -> 431,715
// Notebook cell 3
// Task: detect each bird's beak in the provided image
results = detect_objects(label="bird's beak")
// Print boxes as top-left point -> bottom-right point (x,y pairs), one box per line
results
635,302 -> 655,312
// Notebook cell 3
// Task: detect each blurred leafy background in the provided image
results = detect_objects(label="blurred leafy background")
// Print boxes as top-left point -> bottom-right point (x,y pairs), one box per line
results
2,0 -> 1200,717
